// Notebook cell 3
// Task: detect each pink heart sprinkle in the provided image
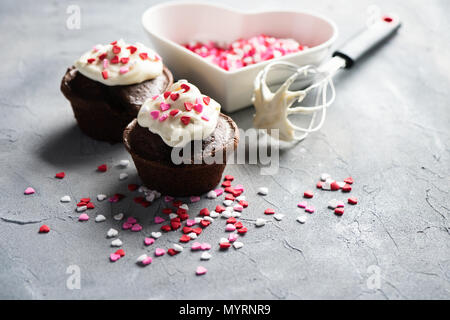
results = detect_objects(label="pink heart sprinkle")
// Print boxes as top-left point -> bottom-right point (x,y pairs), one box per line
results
225,224 -> 236,232
154,216 -> 165,224
103,59 -> 109,69
24,187 -> 35,195
214,189 -> 223,196
195,97 -> 202,104
193,104 -> 203,113
122,222 -> 133,230
131,223 -> 142,232
190,196 -> 200,203
186,219 -> 196,227
110,253 -> 121,262
234,184 -> 244,192
150,110 -> 160,120
164,195 -> 174,203
78,213 -> 89,221
155,248 -> 165,257
297,201 -> 307,208
142,257 -> 152,265
144,237 -> 155,246
159,114 -> 168,122
109,196 -> 119,203
337,201 -> 345,208
305,205 -> 315,213
233,205 -> 243,212
126,217 -> 137,224
160,102 -> 171,111
201,243 -> 211,250
228,233 -> 238,242
152,95 -> 159,100
191,242 -> 202,250
119,66 -> 129,74
196,266 -> 207,275
201,115 -> 209,121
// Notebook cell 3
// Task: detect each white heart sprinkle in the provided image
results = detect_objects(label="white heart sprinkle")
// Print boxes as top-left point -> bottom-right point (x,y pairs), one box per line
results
328,199 -> 339,209
106,228 -> 118,238
225,206 -> 234,212
222,211 -> 232,218
95,214 -> 106,222
169,213 -> 178,220
231,211 -> 241,218
337,181 -> 345,188
119,159 -> 130,167
223,200 -> 234,206
255,218 -> 266,227
203,216 -> 214,222
297,215 -> 307,224
320,173 -> 331,181
60,195 -> 71,203
274,213 -> 284,221
97,194 -> 107,201
236,195 -> 246,201
111,239 -> 123,247
257,187 -> 268,195
209,211 -> 219,218
113,213 -> 124,221
219,237 -> 228,244
188,232 -> 198,239
136,254 -> 147,263
194,217 -> 202,223
119,173 -> 128,180
233,241 -> 244,249
206,190 -> 217,199
76,206 -> 87,212
173,244 -> 183,252
151,232 -> 162,239
180,204 -> 189,211
322,181 -> 332,190
201,252 -> 212,260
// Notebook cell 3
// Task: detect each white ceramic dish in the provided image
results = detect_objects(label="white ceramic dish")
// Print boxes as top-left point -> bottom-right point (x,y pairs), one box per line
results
142,1 -> 338,112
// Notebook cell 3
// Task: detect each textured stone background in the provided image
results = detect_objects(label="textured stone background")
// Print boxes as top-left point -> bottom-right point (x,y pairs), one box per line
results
0,0 -> 449,299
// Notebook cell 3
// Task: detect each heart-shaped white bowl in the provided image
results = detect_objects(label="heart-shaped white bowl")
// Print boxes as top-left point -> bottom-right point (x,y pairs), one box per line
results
142,1 -> 338,112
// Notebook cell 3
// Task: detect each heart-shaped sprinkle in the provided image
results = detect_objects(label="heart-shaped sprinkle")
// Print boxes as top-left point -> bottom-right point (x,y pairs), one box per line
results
107,228 -> 118,238
183,226 -> 193,234
95,214 -> 106,222
97,194 -> 107,201
335,207 -> 344,216
119,66 -> 129,74
169,109 -> 180,117
225,224 -> 236,232
39,225 -> 50,233
127,45 -> 137,54
322,181 -> 332,190
348,197 -> 358,205
120,57 -> 129,64
24,187 -> 35,195
155,248 -> 165,256
159,114 -> 168,122
173,244 -> 184,252
87,58 -> 95,64
203,96 -> 210,105
320,173 -> 331,181
142,257 -> 152,265
111,239 -> 122,247
160,102 -> 171,111
191,242 -> 202,250
225,194 -> 235,201
257,187 -> 268,195
344,177 -> 354,184
122,222 -> 133,230
209,211 -> 219,218
113,213 -> 124,221
223,200 -> 234,207
55,172 -> 65,179
126,217 -> 137,224
297,201 -> 307,208
297,215 -> 307,224
185,219 -> 195,227
337,201 -> 345,208
101,70 -> 108,80
220,242 -> 231,249
304,191 -> 314,198
201,252 -> 211,260
160,224 -> 171,232
199,208 -> 210,216
317,181 -> 323,189
139,52 -> 148,60
112,45 -> 121,54
200,220 -> 210,228
184,102 -> 193,111
233,241 -> 244,249
180,83 -> 190,92
154,216 -> 165,224
150,110 -> 160,119
170,93 -> 179,101
274,213 -> 284,221
336,181 -> 346,188
264,208 -> 275,215
342,184 -> 352,192
193,104 -> 203,113
180,235 -> 191,243
201,115 -> 210,121
255,218 -> 266,227
131,224 -> 143,232
60,195 -> 71,202
181,116 -> 191,125
76,206 -> 87,212
196,266 -> 207,275
78,213 -> 89,221
136,254 -> 148,263
111,55 -> 119,64
115,249 -> 125,257
167,248 -> 178,256
206,190 -> 217,199
110,253 -> 121,262
144,237 -> 155,246
305,205 -> 315,213
237,227 -> 248,234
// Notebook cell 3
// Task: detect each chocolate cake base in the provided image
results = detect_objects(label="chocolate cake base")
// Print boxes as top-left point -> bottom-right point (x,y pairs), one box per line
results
123,114 -> 239,196
60,66 -> 173,143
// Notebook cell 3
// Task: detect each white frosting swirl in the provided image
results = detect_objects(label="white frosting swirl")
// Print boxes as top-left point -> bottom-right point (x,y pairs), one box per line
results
137,80 -> 221,147
74,39 -> 163,86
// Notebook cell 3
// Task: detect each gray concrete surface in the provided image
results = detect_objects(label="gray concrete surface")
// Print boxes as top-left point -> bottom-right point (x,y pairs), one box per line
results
0,0 -> 449,299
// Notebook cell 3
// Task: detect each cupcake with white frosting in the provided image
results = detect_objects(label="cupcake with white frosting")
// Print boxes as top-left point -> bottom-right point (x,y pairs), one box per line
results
61,39 -> 173,142
123,80 -> 239,196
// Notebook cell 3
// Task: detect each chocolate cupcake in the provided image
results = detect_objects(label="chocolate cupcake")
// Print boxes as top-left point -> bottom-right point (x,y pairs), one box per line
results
123,80 -> 239,196
61,39 -> 173,142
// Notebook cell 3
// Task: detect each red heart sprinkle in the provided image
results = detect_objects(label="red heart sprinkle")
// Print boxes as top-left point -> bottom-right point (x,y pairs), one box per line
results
335,208 -> 344,216
316,181 -> 323,189
199,208 -> 210,216
110,55 -> 119,64
126,45 -> 137,54
173,200 -> 182,207
330,182 -> 340,191
224,187 -> 235,193
222,180 -> 231,187
225,194 -> 235,201
239,200 -> 248,208
184,102 -> 193,111
179,213 -> 189,221
304,191 -> 314,198
120,57 -> 129,64
87,58 -> 95,64
193,227 -> 202,235
220,242 -> 231,249
161,224 -> 172,232
180,83 -> 190,92
167,248 -> 178,256
227,217 -> 236,224
163,91 -> 171,99
180,116 -> 191,125
112,45 -> 121,54
182,226 -> 193,234
128,184 -> 139,191
237,227 -> 248,234
98,53 -> 107,60
162,208 -> 172,214
170,93 -> 179,101
77,202 -> 87,207
139,52 -> 148,60
344,177 -> 354,184
215,205 -> 225,213
97,164 -> 107,172
224,175 -> 234,181
348,197 -> 358,205
342,184 -> 352,192
179,235 -> 191,243
115,249 -> 125,257
86,202 -> 95,209
101,70 -> 108,80
55,172 -> 65,179
110,40 -> 117,45
235,222 -> 243,229
264,208 -> 275,215
39,225 -> 50,233
200,220 -> 210,228
80,198 -> 91,202
170,109 -> 180,117
171,221 -> 181,230
203,96 -> 210,105
170,217 -> 180,223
